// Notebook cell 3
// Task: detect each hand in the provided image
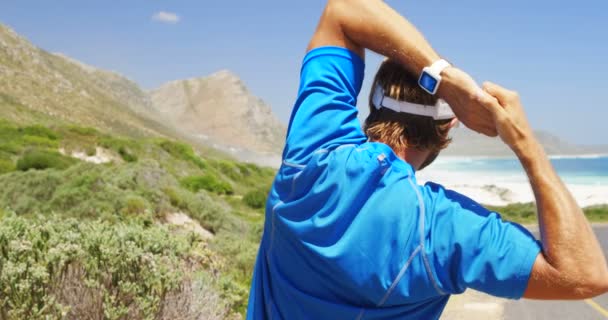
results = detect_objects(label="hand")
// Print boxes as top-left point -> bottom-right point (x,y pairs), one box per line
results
437,68 -> 498,137
480,82 -> 536,154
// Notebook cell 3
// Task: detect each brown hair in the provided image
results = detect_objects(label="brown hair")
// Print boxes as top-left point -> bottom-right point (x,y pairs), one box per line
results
364,59 -> 452,153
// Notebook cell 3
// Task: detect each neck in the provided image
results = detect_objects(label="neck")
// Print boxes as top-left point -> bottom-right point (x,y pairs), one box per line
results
393,146 -> 429,171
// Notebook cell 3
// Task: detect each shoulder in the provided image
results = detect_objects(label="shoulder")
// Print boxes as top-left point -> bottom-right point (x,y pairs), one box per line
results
420,181 -> 492,217
299,46 -> 365,91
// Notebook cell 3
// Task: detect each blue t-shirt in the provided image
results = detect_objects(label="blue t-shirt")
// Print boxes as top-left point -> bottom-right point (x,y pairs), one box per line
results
247,46 -> 541,320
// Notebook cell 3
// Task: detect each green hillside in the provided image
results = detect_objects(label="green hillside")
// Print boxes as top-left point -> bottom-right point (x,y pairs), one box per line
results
0,22 -> 274,319
0,119 -> 274,319
0,24 -> 213,152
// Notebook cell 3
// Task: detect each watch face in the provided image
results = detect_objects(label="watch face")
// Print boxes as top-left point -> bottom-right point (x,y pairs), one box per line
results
419,72 -> 438,93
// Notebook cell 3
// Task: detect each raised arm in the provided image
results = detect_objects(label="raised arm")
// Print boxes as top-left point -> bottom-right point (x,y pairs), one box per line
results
482,82 -> 608,299
309,0 -> 498,136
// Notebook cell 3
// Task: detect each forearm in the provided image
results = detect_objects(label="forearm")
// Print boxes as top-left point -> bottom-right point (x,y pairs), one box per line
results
328,0 -> 439,74
516,137 -> 608,289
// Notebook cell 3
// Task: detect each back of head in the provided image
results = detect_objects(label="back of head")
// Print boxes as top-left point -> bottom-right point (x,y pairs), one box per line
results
364,59 -> 452,153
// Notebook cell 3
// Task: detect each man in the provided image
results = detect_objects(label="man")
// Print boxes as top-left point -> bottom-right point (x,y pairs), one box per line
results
247,1 -> 608,319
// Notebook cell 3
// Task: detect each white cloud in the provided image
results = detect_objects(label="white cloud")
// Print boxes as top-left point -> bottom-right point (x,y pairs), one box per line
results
152,11 -> 180,24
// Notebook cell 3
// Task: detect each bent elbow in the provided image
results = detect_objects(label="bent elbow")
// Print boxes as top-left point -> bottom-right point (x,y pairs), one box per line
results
592,275 -> 608,297
574,273 -> 608,299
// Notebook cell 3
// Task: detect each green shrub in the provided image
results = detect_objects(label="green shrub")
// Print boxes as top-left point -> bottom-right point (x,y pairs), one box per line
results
20,125 -> 59,140
16,149 -> 75,171
85,146 -> 96,156
181,174 -> 234,195
164,187 -> 186,209
487,202 -> 537,223
214,160 -> 241,181
21,135 -> 59,148
0,214 -> 220,320
118,146 -> 137,162
585,205 -> 608,222
243,189 -> 268,209
0,158 -> 15,174
0,141 -> 22,154
100,137 -> 138,162
212,233 -> 259,314
158,139 -> 206,169
121,195 -> 149,215
67,125 -> 99,136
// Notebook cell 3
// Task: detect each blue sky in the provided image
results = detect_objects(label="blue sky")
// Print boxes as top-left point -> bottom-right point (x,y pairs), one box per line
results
1,0 -> 607,144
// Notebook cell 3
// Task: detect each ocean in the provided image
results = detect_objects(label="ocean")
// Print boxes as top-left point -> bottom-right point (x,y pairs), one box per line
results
426,156 -> 608,186
417,155 -> 608,206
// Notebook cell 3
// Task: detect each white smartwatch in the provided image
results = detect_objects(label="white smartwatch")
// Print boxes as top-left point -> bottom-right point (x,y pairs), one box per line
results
418,59 -> 451,95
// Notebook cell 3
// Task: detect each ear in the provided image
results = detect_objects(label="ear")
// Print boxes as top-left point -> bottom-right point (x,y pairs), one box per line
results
449,118 -> 460,129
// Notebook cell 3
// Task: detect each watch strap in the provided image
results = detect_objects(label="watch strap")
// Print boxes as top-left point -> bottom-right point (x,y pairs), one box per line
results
428,59 -> 451,76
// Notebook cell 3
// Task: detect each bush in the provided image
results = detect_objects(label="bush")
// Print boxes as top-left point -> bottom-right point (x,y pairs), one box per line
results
16,149 -> 75,171
585,205 -> 608,222
487,202 -> 537,223
0,141 -> 22,154
164,187 -> 187,209
0,214 -> 225,320
158,139 -> 206,169
67,125 -> 99,136
0,158 -> 15,174
181,174 -> 234,195
20,125 -> 59,140
118,146 -> 138,162
243,189 -> 268,209
100,137 -> 138,162
85,146 -> 96,156
214,160 -> 241,181
21,135 -> 60,148
121,195 -> 150,215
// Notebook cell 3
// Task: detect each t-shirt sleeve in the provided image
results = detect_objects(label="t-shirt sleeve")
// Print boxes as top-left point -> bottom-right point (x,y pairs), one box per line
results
423,182 -> 542,299
282,46 -> 367,164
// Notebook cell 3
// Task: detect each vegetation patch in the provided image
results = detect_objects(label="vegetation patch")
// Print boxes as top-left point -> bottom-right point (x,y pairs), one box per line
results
100,137 -> 138,162
0,157 -> 15,175
0,118 -> 278,317
0,214 -> 232,320
20,125 -> 59,140
181,174 -> 234,195
158,139 -> 206,169
16,149 -> 76,171
243,188 -> 269,209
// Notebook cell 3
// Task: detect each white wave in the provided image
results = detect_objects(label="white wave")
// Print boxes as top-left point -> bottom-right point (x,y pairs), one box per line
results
548,154 -> 608,160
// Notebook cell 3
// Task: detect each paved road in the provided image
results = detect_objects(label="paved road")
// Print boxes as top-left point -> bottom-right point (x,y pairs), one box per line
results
504,225 -> 608,320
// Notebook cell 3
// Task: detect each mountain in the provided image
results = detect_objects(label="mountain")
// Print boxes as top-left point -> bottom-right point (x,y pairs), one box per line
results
149,71 -> 287,156
1,23 -> 285,166
444,127 -> 608,156
0,24 -> 179,139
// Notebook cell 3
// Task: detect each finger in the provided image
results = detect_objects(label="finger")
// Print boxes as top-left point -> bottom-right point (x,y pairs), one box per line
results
482,82 -> 517,105
473,85 -> 501,110
474,87 -> 496,106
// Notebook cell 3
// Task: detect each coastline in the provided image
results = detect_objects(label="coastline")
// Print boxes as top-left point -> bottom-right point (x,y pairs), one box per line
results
417,155 -> 608,208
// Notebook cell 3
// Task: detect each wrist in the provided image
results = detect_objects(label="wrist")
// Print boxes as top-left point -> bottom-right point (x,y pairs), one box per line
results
436,66 -> 466,102
513,135 -> 543,162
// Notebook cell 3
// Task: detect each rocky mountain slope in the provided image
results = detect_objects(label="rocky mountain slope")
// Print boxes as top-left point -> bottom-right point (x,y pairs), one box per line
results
149,71 -> 286,155
0,23 -> 286,164
0,24 -> 173,139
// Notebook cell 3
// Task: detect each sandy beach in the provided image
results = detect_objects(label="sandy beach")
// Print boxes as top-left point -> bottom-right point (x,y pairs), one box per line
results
417,156 -> 608,207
